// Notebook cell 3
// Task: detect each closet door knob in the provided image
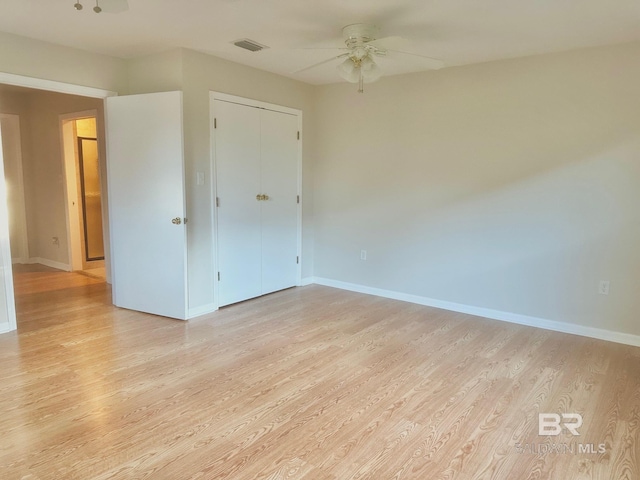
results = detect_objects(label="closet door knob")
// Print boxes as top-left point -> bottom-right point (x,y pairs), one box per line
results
171,217 -> 182,225
256,194 -> 262,201
263,194 -> 270,201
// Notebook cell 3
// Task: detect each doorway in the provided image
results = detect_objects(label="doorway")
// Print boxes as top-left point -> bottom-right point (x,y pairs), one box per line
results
61,113 -> 106,279
0,72 -> 116,333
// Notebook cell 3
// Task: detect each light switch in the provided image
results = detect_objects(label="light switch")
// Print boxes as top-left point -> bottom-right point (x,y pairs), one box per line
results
196,172 -> 205,185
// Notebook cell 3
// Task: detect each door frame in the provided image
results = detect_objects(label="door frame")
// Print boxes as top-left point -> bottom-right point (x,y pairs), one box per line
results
0,122 -> 17,333
209,91 -> 303,309
59,109 -> 107,272
0,72 -> 116,99
0,71 -> 116,334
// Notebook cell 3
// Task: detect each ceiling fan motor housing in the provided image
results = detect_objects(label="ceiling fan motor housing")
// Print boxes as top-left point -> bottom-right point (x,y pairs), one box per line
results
343,24 -> 380,48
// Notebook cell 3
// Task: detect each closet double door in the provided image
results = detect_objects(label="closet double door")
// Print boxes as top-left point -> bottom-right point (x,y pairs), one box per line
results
214,99 -> 300,307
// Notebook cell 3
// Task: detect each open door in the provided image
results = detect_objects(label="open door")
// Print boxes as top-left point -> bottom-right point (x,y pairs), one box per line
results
0,122 -> 17,334
106,92 -> 187,320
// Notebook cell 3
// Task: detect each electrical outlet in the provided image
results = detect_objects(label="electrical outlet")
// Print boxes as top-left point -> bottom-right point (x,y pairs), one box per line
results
52,236 -> 59,246
598,280 -> 610,295
360,250 -> 367,261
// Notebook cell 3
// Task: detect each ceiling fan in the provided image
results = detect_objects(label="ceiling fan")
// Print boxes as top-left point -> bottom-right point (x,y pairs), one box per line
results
295,23 -> 444,93
73,0 -> 129,14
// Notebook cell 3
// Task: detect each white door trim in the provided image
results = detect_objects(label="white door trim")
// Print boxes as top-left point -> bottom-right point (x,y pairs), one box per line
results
59,110 -> 99,272
212,92 -> 301,116
0,72 -> 117,99
209,91 -> 303,309
0,123 -> 17,333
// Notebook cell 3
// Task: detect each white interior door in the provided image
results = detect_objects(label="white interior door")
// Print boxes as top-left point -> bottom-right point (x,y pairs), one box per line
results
215,100 -> 262,307
260,109 -> 299,295
106,92 -> 187,319
0,124 -> 17,334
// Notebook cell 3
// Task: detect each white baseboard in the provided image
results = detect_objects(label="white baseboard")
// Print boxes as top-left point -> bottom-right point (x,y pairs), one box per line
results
12,258 -> 28,265
311,277 -> 640,348
187,303 -> 217,319
27,257 -> 71,272
300,277 -> 315,286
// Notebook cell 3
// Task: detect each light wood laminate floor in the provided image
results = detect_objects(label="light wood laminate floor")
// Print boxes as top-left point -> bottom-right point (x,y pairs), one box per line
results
1,268 -> 639,479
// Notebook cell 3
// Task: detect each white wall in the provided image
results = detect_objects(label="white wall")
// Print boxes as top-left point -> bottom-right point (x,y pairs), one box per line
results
0,31 -> 127,93
0,92 -> 31,262
0,114 -> 28,263
127,49 -> 184,95
313,41 -> 640,337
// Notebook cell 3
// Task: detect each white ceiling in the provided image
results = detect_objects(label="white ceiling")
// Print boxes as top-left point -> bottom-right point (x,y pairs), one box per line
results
2,0 -> 640,85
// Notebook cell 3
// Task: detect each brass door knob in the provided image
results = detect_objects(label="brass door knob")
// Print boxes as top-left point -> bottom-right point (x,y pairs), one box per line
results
263,194 -> 269,201
171,217 -> 182,225
256,194 -> 262,201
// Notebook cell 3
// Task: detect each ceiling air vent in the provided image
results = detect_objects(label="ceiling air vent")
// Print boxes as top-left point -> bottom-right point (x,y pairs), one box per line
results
232,39 -> 268,52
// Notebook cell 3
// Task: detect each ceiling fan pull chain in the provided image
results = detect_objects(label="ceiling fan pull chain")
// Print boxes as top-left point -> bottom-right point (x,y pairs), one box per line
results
358,71 -> 364,93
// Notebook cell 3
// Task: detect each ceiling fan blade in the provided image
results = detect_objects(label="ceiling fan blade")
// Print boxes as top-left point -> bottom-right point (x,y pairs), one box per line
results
368,36 -> 407,50
384,50 -> 445,70
369,35 -> 444,69
292,53 -> 349,74
99,0 -> 129,13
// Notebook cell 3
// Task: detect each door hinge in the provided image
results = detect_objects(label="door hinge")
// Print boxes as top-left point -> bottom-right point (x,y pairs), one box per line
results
296,195 -> 300,204
214,118 -> 217,129
216,197 -> 220,207
296,256 -> 299,264
218,272 -> 220,281
297,131 -> 300,140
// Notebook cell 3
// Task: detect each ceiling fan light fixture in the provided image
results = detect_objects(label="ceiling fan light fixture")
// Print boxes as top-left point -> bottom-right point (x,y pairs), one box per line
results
337,57 -> 360,83
360,56 -> 382,83
73,2 -> 83,10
